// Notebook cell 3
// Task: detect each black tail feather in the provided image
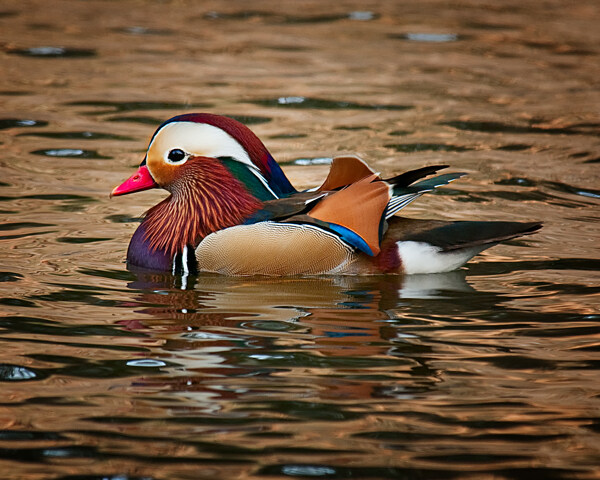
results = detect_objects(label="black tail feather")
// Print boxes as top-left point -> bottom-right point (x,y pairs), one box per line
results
384,165 -> 449,188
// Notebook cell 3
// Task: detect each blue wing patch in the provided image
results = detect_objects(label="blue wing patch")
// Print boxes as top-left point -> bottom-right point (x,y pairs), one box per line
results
325,223 -> 375,256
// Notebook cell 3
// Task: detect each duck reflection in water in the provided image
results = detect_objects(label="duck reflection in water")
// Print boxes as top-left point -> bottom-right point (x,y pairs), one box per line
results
116,269 -> 478,403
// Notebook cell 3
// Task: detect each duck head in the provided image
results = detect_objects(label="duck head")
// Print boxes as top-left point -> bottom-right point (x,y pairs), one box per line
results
111,113 -> 296,272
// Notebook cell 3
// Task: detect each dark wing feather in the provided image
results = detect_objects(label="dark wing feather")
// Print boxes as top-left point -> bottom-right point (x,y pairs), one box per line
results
243,192 -> 328,224
403,221 -> 542,251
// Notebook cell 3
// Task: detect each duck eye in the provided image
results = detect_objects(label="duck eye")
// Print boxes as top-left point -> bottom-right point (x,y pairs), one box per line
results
167,148 -> 186,163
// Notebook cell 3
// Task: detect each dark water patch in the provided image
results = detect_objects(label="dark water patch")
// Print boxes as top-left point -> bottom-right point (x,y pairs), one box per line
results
234,351 -> 409,369
0,181 -> 10,186
252,96 -> 412,111
416,453 -> 533,464
57,237 -> 112,244
0,431 -> 66,441
470,355 -> 558,370
104,214 -> 142,223
7,46 -> 96,58
569,343 -> 600,352
114,26 -> 174,35
57,476 -> 158,480
204,10 -> 378,23
583,419 -> 600,433
569,151 -> 589,158
203,10 -> 288,20
257,464 -> 458,479
0,298 -> 38,308
85,416 -> 162,425
0,445 -> 99,462
496,177 -> 600,200
440,120 -> 594,136
393,32 -> 462,43
106,115 -> 165,125
66,100 -> 213,115
236,400 -> 364,421
518,325 -> 600,339
0,364 -> 44,382
26,289 -> 121,308
388,129 -> 413,136
0,444 -> 250,465
18,131 -> 133,141
473,433 -> 570,442
166,415 -> 297,427
0,193 -> 98,213
522,41 -> 595,56
357,430 -> 569,443
386,143 -> 472,153
354,430 -> 453,441
464,21 -> 517,30
495,143 -> 532,151
268,133 -> 308,139
243,320 -> 307,333
0,118 -> 48,130
2,336 -> 148,355
31,148 -> 111,159
73,429 -> 271,461
0,316 -> 145,338
0,221 -> 55,231
495,177 -> 538,187
499,468 -> 586,480
271,446 -> 360,456
583,156 -> 600,164
402,411 -> 534,430
25,354 -> 174,379
463,187 -> 592,208
264,44 -> 310,52
569,122 -> 600,128
543,180 -> 600,200
0,271 -> 23,282
0,231 -> 55,241
524,281 -> 600,296
281,11 -> 379,23
24,396 -> 92,406
334,125 -> 371,131
247,431 -> 294,438
48,280 -> 132,294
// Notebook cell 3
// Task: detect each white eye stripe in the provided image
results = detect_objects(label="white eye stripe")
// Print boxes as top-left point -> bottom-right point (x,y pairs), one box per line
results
150,122 -> 252,165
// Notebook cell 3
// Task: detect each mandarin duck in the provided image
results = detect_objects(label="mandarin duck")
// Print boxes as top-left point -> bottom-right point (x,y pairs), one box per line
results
111,113 -> 541,276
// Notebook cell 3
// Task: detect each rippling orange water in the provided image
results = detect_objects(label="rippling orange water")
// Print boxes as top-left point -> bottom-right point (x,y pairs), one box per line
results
0,1 -> 599,478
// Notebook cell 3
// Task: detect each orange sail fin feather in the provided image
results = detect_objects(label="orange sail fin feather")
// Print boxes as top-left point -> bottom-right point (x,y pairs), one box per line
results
111,114 -> 541,276
317,155 -> 377,191
308,174 -> 390,256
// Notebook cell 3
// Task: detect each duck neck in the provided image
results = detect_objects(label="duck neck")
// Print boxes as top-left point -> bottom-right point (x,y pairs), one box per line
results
127,160 -> 262,271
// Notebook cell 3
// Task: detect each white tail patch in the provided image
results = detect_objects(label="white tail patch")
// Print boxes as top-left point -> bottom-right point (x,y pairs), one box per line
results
397,241 -> 487,274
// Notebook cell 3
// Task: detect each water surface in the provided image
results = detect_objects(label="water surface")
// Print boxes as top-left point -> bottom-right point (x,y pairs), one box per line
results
0,1 -> 599,479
